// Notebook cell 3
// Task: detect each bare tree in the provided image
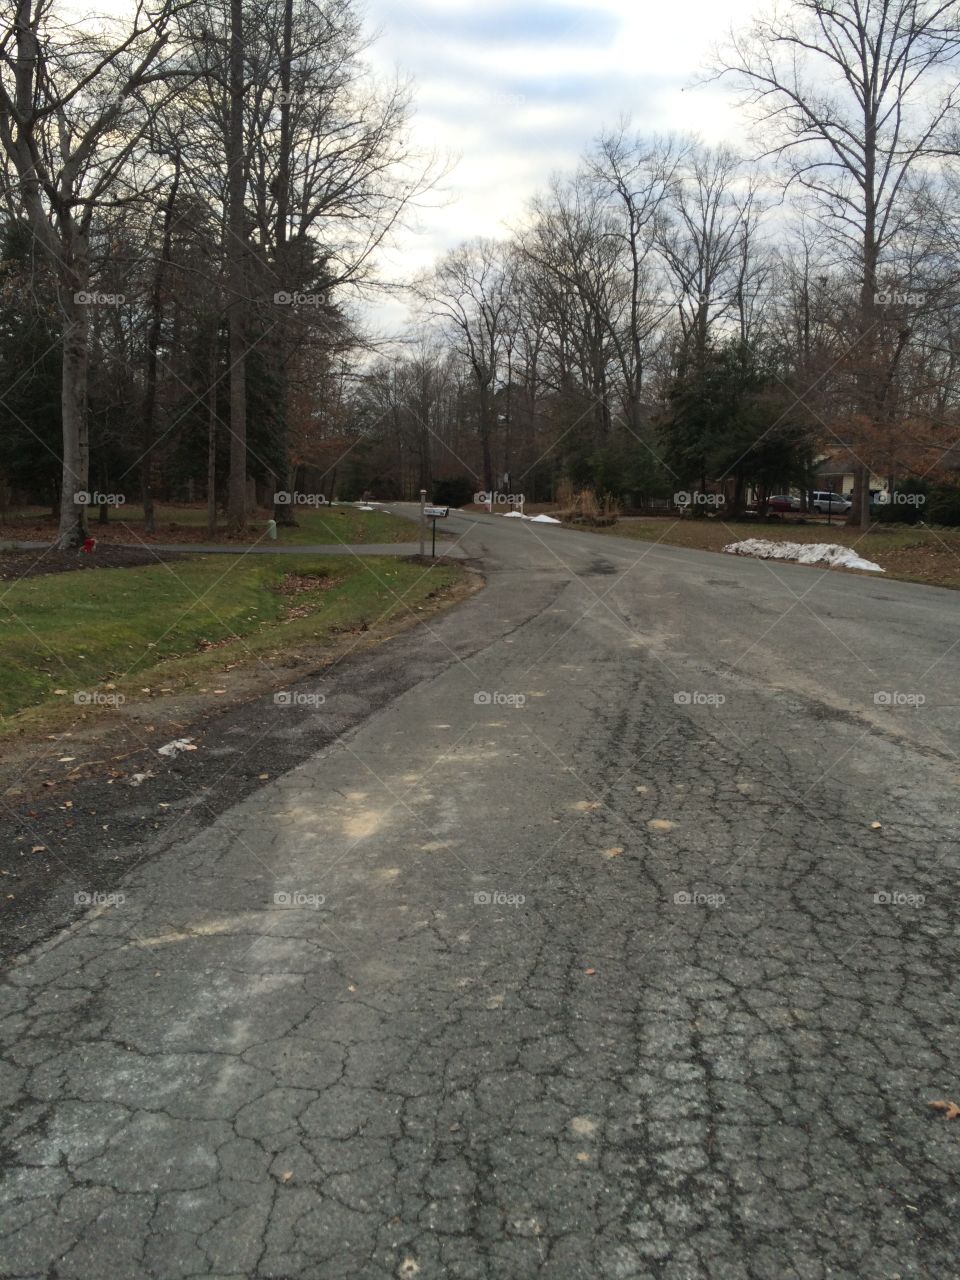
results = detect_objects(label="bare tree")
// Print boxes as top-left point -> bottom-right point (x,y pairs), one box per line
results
0,0 -> 189,545
522,173 -> 628,446
713,0 -> 960,525
181,0 -> 440,528
587,128 -> 685,433
416,239 -> 514,494
656,143 -> 760,369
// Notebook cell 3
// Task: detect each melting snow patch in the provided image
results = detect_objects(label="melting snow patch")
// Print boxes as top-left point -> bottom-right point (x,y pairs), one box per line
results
357,504 -> 376,511
500,511 -> 561,524
723,539 -> 883,572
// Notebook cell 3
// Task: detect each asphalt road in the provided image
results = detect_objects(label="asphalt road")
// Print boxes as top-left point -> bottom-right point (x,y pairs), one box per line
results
2,509 -> 959,1280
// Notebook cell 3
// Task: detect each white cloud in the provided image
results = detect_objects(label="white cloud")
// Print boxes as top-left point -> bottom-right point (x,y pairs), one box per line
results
363,0 -> 760,330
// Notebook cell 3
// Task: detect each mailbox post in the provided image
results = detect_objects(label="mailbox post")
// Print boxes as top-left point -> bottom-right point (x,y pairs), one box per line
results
419,489 -> 426,557
422,505 -> 449,557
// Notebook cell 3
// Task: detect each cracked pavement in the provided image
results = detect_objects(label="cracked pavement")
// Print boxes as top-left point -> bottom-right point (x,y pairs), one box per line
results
2,509 -> 959,1279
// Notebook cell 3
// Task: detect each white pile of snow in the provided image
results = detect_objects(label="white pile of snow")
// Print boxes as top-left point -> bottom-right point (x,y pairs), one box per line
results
723,539 -> 883,573
499,511 -> 561,524
356,504 -> 376,511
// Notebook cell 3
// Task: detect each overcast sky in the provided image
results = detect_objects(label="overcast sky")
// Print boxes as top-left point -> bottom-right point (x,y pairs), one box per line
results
363,0 -> 759,326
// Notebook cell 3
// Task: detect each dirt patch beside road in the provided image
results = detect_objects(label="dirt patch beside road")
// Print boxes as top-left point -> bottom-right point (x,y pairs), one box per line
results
0,563 -> 482,962
0,544 -> 190,580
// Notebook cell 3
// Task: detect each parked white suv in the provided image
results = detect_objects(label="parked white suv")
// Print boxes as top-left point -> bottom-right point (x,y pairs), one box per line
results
811,490 -> 852,514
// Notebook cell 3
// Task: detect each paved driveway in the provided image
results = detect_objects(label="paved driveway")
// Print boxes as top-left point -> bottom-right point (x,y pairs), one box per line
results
2,510 -> 958,1278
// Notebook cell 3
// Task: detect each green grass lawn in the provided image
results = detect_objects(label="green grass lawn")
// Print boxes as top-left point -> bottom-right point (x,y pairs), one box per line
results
0,552 -> 462,722
0,502 -> 421,547
266,505 -> 425,545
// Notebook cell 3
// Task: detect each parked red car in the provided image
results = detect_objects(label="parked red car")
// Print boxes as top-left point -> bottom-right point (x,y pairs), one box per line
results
766,494 -> 801,512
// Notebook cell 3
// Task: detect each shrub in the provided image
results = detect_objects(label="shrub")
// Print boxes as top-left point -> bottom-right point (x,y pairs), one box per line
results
432,476 -> 476,508
873,477 -> 928,525
926,484 -> 960,526
555,483 -> 620,526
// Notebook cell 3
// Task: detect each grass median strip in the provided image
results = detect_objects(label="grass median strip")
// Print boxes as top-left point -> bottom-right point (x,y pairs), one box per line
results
268,506 -> 421,545
0,552 -> 464,725
590,518 -> 960,590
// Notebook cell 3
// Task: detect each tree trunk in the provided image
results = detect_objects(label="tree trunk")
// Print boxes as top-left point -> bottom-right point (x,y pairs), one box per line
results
478,381 -> 494,494
850,464 -> 871,529
58,292 -> 89,547
503,344 -> 512,479
142,154 -> 180,535
272,0 -> 297,527
226,0 -> 248,532
850,111 -> 879,532
207,325 -> 219,538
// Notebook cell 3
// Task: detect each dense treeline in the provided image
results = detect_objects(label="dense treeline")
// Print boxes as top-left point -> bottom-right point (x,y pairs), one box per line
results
1,0 -> 959,539
0,0 -> 433,541
365,123 -> 960,519
353,1 -> 960,525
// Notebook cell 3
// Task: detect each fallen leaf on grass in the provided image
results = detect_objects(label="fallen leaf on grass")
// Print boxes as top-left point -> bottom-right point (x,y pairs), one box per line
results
280,1171 -> 294,1183
929,1100 -> 960,1120
31,845 -> 45,853
648,818 -> 675,832
604,847 -> 624,859
276,571 -> 342,596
